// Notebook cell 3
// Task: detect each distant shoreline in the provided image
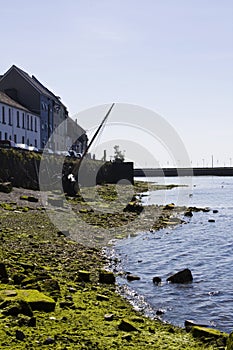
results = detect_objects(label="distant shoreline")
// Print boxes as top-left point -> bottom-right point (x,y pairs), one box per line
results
134,167 -> 233,177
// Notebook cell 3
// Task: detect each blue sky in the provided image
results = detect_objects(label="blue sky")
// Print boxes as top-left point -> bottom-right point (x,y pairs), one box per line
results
1,0 -> 233,167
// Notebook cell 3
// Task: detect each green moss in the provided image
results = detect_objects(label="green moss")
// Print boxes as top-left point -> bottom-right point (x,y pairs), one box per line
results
0,203 -> 14,211
227,332 -> 233,350
0,289 -> 56,312
191,326 -> 228,346
19,195 -> 29,200
0,188 -> 225,349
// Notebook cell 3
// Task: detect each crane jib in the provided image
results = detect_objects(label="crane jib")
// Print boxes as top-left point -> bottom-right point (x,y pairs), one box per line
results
72,103 -> 115,177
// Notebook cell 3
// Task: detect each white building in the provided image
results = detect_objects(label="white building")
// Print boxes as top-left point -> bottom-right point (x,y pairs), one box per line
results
0,91 -> 40,148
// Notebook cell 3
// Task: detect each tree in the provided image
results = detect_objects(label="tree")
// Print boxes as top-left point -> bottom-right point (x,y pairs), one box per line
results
113,145 -> 125,162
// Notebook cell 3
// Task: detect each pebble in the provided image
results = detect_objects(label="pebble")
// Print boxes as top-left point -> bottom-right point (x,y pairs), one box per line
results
43,337 -> 55,345
104,314 -> 114,321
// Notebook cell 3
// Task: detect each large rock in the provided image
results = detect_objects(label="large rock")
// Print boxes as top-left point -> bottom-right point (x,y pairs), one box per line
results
126,274 -> 140,281
99,271 -> 115,284
118,319 -> 139,332
167,268 -> 193,283
153,277 -> 162,284
0,182 -> 12,193
191,326 -> 228,347
0,289 -> 55,312
77,270 -> 90,282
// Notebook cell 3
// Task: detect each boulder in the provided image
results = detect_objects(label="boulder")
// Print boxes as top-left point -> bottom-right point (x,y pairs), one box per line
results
0,289 -> 56,312
118,319 -> 139,332
184,210 -> 193,217
99,271 -> 115,284
153,277 -> 162,284
0,182 -> 12,193
191,326 -> 228,347
16,330 -> 26,341
156,309 -> 165,316
167,268 -> 193,283
77,270 -> 90,282
126,274 -> 140,281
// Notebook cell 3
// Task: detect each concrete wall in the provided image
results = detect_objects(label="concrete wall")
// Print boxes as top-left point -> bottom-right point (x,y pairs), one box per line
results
0,149 -> 134,191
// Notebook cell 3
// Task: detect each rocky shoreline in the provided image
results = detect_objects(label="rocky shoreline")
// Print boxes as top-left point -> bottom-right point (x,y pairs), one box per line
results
0,183 -> 232,349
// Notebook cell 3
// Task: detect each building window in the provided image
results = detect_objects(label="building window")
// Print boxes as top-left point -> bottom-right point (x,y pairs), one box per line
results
27,138 -> 29,146
4,132 -> 7,140
27,114 -> 29,130
2,106 -> 5,124
35,139 -> 37,147
22,136 -> 25,144
30,115 -> 33,131
22,113 -> 25,129
9,135 -> 12,140
17,111 -> 20,127
35,118 -> 37,132
0,131 -> 1,139
14,134 -> 17,143
8,109 -> 12,125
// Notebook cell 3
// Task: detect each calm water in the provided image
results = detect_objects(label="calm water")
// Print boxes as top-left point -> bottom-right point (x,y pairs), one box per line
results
113,176 -> 233,333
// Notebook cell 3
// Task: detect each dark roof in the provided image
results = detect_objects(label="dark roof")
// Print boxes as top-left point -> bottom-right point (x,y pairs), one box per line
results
0,91 -> 32,112
3,65 -> 65,106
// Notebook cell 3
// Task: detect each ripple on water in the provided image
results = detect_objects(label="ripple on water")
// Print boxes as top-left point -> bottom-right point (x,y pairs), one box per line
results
114,177 -> 233,333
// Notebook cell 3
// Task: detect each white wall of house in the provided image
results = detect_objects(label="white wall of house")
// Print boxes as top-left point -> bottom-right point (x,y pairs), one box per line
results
0,103 -> 40,148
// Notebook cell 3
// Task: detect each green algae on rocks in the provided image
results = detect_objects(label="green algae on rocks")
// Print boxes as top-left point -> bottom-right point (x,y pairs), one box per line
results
0,185 -> 228,349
